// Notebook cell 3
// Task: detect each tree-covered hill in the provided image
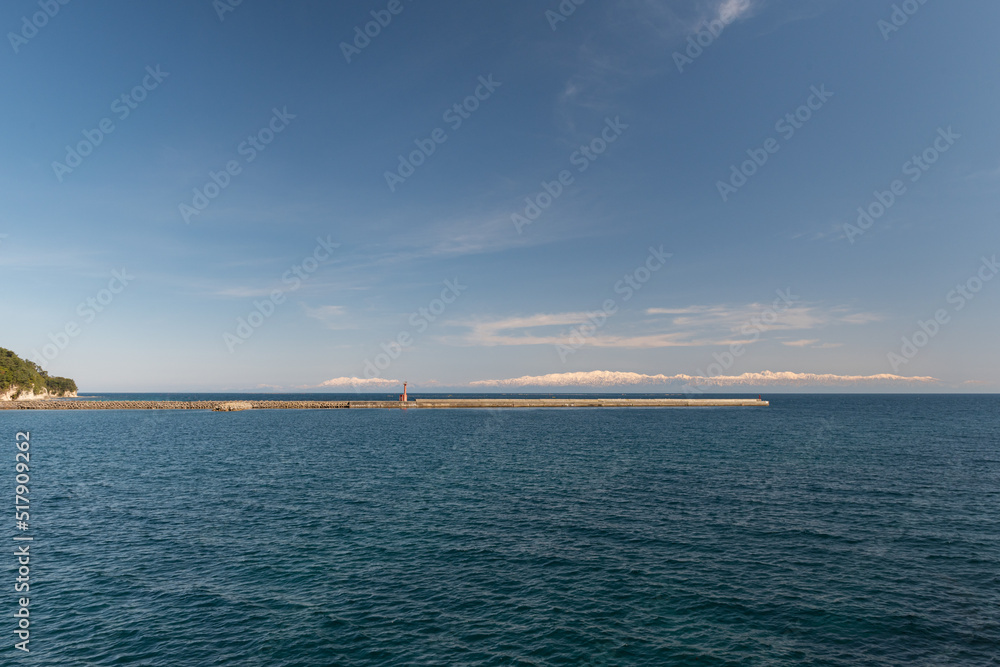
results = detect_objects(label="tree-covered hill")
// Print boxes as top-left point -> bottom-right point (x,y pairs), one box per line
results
0,347 -> 77,398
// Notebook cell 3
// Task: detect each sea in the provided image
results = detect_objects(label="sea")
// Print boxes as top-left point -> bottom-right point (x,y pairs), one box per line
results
3,394 -> 998,665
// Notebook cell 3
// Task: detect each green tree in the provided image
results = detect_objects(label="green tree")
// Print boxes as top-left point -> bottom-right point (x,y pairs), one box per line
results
0,348 -> 77,397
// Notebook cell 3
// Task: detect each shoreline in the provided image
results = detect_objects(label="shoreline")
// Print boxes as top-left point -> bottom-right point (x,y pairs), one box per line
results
0,398 -> 769,411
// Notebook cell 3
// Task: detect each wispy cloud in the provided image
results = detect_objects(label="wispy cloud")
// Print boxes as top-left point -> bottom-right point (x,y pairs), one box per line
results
213,286 -> 281,298
471,370 -> 938,388
966,163 -> 1000,181
782,339 -> 820,347
451,301 -> 878,350
369,211 -> 559,263
627,0 -> 756,38
312,377 -> 400,389
553,0 -> 763,125
0,246 -> 109,272
715,0 -> 753,23
791,222 -> 848,243
633,0 -> 763,38
447,312 -> 746,348
646,303 -> 878,332
450,312 -> 591,346
781,339 -> 843,349
302,305 -> 350,330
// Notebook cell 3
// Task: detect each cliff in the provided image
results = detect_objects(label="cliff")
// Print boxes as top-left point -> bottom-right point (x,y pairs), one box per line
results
0,347 -> 78,401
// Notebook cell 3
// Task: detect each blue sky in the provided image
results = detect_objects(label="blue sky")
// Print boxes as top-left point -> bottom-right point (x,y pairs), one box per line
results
1,0 -> 998,392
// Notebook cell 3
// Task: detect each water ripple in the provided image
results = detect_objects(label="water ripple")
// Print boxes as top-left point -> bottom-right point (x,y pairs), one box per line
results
6,395 -> 999,665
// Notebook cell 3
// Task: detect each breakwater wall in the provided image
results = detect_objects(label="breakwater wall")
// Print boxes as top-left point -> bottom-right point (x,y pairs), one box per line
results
0,398 -> 768,410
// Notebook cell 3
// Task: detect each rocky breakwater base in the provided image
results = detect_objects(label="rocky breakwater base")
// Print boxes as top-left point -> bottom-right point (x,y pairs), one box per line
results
1,398 -> 768,410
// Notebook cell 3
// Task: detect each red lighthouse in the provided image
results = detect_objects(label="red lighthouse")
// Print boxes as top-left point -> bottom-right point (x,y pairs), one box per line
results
399,382 -> 408,402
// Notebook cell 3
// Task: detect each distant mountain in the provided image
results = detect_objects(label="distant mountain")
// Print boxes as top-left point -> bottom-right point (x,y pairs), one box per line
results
0,347 -> 77,400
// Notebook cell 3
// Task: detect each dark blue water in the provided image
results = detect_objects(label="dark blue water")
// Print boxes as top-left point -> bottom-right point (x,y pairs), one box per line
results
4,395 -> 999,665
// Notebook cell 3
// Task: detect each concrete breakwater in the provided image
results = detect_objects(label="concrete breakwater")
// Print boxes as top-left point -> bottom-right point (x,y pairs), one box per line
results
0,398 -> 768,410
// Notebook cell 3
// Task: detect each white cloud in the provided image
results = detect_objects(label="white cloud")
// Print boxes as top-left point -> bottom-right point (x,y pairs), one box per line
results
471,370 -> 937,388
